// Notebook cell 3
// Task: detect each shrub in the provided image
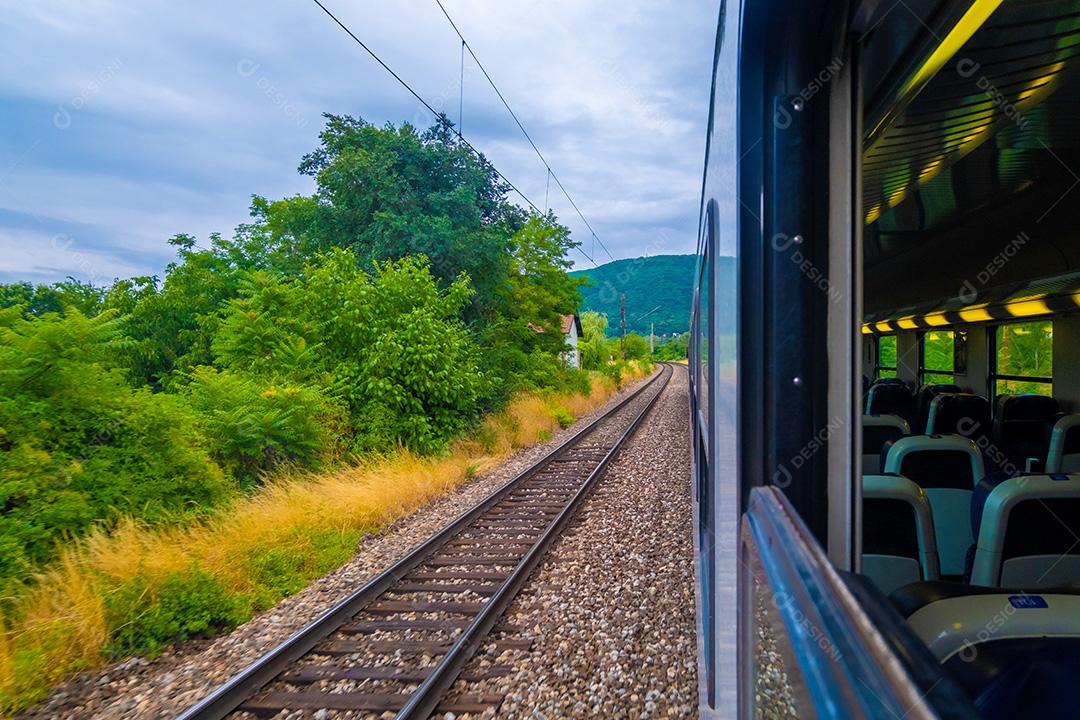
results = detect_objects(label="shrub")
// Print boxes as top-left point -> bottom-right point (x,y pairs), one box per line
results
549,405 -> 575,429
299,252 -> 485,454
184,367 -> 347,486
104,567 -> 247,659
0,309 -> 230,588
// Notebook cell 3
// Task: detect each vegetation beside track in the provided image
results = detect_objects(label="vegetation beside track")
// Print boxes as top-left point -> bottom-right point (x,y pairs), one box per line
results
0,113 -> 655,714
0,362 -> 648,714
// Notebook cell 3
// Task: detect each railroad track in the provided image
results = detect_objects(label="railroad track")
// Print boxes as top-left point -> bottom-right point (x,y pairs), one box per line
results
179,362 -> 673,720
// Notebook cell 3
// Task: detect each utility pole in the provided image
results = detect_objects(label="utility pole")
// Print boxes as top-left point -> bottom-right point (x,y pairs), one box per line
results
650,321 -> 655,356
620,293 -> 627,360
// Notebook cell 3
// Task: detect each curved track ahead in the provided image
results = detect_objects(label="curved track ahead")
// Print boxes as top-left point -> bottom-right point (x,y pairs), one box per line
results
179,363 -> 673,720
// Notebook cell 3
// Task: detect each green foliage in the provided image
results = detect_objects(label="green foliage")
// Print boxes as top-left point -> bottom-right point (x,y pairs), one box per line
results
300,252 -> 483,454
264,115 -> 518,319
1,279 -> 105,318
996,321 -> 1054,395
184,368 -> 345,486
0,308 -> 229,586
579,311 -> 613,370
623,333 -> 650,362
103,233 -> 260,391
549,405 -> 574,429
0,114 -> 590,607
477,217 -> 583,398
654,332 -> 689,361
104,568 -> 248,659
243,526 -> 364,606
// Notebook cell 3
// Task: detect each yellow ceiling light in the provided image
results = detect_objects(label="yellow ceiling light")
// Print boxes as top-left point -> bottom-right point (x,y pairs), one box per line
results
896,316 -> 919,329
1005,296 -> 1051,318
874,321 -> 894,333
861,324 -> 874,335
896,0 -> 1004,101
959,303 -> 993,322
923,312 -> 950,327
887,188 -> 908,208
865,204 -> 882,224
919,157 -> 946,184
1017,62 -> 1066,103
865,0 -> 1003,148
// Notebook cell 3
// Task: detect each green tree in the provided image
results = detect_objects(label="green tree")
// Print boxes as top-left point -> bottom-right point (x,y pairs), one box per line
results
1,279 -> 105,318
654,333 -> 689,361
0,307 -> 229,586
260,115 -> 518,319
623,333 -> 650,362
579,311 -> 614,369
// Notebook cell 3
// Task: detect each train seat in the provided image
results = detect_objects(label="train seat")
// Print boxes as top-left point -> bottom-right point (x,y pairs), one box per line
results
866,381 -> 915,428
969,473 -> 1080,587
862,414 -> 909,474
1047,414 -> 1080,473
862,475 -> 939,595
890,582 -> 1080,720
885,435 -> 984,577
916,383 -> 961,434
992,395 -> 1059,472
926,393 -> 991,441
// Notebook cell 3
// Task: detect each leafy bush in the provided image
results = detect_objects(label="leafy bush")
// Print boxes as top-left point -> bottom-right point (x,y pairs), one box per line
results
549,405 -> 574,429
0,308 -> 229,586
104,568 -> 247,659
184,368 -> 346,485
297,252 -> 485,454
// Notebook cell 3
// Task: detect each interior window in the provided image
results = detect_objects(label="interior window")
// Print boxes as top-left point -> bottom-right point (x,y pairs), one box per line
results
991,321 -> 1053,397
920,331 -> 954,385
876,335 -> 897,379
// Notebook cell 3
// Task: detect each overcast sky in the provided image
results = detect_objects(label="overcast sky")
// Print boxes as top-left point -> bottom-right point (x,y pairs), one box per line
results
0,0 -> 716,285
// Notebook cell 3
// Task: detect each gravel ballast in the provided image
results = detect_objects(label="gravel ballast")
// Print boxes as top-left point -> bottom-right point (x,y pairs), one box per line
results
449,363 -> 698,719
18,373 -> 654,720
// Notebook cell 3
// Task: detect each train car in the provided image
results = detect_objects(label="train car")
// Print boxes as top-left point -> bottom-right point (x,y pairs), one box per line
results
692,0 -> 1080,717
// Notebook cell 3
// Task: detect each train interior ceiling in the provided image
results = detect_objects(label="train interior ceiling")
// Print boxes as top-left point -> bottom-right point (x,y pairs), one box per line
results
858,0 -> 1080,716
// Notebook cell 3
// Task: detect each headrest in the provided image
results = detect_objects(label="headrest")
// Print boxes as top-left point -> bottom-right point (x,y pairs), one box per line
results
928,393 -> 990,436
884,435 -> 985,489
863,413 -> 911,432
1000,394 -> 1059,422
864,473 -> 930,503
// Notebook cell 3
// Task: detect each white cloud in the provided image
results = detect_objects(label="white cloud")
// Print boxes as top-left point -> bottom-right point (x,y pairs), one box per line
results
0,0 -> 715,282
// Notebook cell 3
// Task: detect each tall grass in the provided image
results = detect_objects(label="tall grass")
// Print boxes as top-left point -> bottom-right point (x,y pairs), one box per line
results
0,365 -> 649,715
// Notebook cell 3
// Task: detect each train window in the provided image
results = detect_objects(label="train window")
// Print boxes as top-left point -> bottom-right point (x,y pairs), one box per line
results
875,335 -> 897,379
990,321 -> 1053,397
698,252 -> 710,428
919,331 -> 954,385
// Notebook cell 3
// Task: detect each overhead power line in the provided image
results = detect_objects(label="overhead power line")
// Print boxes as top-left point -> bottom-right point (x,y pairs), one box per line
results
309,0 -> 597,266
432,0 -> 615,263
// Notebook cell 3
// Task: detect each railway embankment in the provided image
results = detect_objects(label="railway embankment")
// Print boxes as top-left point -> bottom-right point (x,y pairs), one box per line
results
19,370 -> 671,720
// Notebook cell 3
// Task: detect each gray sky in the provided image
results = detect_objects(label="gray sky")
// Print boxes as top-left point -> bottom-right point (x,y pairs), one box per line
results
0,0 -> 716,285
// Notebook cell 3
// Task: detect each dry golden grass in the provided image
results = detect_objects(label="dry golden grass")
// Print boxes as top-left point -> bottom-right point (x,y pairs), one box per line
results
0,368 -> 648,715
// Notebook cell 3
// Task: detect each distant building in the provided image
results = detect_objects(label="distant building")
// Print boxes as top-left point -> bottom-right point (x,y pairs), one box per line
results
561,314 -> 582,369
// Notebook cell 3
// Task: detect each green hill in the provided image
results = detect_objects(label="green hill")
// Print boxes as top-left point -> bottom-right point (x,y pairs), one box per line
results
571,254 -> 697,337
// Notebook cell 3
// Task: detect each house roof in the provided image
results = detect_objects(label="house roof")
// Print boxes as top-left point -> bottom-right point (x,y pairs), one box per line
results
561,314 -> 582,336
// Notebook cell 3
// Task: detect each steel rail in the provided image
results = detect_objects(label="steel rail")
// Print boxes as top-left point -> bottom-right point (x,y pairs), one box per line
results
396,362 -> 672,718
178,363 -> 671,720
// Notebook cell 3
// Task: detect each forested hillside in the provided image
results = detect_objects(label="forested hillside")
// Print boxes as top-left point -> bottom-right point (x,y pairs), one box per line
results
571,255 -> 694,336
572,254 -> 739,337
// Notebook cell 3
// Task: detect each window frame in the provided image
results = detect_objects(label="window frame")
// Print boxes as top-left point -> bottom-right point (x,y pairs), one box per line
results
918,330 -> 956,385
987,320 -> 1054,399
875,334 -> 897,379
